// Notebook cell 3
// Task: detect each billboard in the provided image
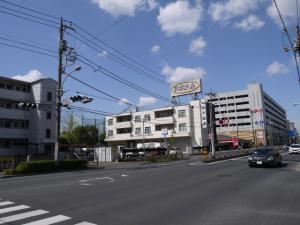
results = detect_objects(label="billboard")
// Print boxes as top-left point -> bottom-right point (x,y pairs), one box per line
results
170,79 -> 202,97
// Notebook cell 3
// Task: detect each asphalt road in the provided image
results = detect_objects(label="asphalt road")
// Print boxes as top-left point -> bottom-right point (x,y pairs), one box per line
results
0,152 -> 300,225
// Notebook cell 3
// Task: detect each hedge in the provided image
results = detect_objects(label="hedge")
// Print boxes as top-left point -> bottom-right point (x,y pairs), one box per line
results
4,159 -> 88,175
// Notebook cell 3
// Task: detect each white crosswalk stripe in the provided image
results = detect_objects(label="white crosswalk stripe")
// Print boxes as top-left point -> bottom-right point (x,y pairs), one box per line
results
0,209 -> 49,224
0,198 -> 98,225
0,201 -> 14,207
22,215 -> 71,225
75,222 -> 97,225
0,205 -> 30,214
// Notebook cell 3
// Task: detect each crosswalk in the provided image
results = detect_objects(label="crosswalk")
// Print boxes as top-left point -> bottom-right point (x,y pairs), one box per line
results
0,199 -> 97,225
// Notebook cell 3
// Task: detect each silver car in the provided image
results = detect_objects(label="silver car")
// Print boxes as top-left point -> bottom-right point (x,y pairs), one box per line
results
289,144 -> 300,154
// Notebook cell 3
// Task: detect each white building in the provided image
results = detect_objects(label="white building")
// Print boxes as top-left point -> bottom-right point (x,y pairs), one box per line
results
208,83 -> 287,146
105,100 -> 212,155
0,76 -> 57,156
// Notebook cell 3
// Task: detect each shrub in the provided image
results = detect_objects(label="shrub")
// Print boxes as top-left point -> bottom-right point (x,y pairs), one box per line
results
5,159 -> 88,175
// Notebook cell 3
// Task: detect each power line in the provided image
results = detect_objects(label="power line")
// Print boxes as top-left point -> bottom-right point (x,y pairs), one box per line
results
67,30 -> 166,84
0,41 -> 57,58
77,55 -> 170,102
0,10 -> 58,29
0,0 -> 59,20
71,22 -> 166,79
0,4 -> 59,25
66,73 -> 134,106
75,91 -> 129,105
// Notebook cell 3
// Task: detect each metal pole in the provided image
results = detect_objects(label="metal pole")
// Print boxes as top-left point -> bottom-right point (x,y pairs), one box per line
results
209,93 -> 215,157
54,17 -> 64,161
142,119 -> 145,159
250,110 -> 256,146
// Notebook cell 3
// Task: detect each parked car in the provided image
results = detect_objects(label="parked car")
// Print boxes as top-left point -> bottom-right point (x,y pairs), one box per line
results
282,145 -> 289,151
248,148 -> 282,167
289,144 -> 300,154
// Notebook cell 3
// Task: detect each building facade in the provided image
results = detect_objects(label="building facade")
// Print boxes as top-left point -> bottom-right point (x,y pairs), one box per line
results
208,83 -> 287,146
105,100 -> 212,154
0,76 -> 57,156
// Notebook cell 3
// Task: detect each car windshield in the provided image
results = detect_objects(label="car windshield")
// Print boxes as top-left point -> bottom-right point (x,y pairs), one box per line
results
291,144 -> 300,148
253,149 -> 272,155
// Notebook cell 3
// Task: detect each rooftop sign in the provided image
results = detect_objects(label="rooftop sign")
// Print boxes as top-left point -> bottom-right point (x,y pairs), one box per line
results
170,79 -> 202,97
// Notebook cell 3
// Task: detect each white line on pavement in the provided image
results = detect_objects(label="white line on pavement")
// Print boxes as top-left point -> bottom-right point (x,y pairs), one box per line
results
22,215 -> 71,225
0,201 -> 14,207
0,209 -> 49,224
79,177 -> 114,183
75,222 -> 97,225
0,205 -> 30,214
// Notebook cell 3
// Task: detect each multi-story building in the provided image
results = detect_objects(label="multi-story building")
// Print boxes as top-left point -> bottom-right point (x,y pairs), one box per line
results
105,100 -> 213,154
208,83 -> 287,146
0,76 -> 57,156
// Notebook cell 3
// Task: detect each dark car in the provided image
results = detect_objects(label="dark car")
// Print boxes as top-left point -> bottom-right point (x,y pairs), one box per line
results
248,148 -> 282,167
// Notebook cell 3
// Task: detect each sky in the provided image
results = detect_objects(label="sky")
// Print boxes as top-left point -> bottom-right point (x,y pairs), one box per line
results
0,0 -> 300,129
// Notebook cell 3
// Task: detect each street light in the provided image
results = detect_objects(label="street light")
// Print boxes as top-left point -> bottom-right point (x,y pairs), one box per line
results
62,66 -> 81,87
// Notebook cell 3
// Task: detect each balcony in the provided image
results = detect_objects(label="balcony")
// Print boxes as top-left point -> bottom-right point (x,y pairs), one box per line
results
154,116 -> 174,124
0,89 -> 30,101
0,108 -> 27,120
0,128 -> 28,139
106,133 -> 132,141
116,121 -> 132,129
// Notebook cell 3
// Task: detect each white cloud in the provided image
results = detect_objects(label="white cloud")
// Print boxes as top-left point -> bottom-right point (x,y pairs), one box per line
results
234,15 -> 265,31
189,36 -> 207,56
98,50 -> 108,58
150,45 -> 160,54
91,0 -> 158,17
138,96 -> 157,106
209,0 -> 261,23
12,69 -> 46,82
157,0 -> 203,36
118,98 -> 131,105
266,61 -> 289,76
267,0 -> 297,26
162,64 -> 206,83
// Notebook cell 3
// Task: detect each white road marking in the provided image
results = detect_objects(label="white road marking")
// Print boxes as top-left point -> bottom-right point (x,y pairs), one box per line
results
22,215 -> 71,225
0,205 -> 30,214
80,183 -> 91,186
79,177 -> 114,183
0,201 -> 14,207
75,222 -> 97,225
0,209 -> 49,224
121,174 -> 128,177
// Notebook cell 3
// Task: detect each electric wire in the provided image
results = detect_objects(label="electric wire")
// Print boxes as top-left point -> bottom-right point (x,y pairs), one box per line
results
273,0 -> 300,84
77,55 -> 170,102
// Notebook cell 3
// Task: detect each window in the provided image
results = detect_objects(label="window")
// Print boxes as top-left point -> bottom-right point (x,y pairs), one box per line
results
46,112 -> 51,120
6,84 -> 12,90
135,115 -> 141,123
235,94 -> 248,99
46,129 -> 51,138
108,118 -> 113,126
135,127 -> 141,135
14,122 -> 19,128
178,110 -> 186,118
5,103 -> 12,109
145,126 -> 151,134
5,122 -> 11,128
0,83 -> 5,88
0,121 -> 3,127
144,114 -> 151,121
47,92 -> 52,101
179,123 -> 187,132
107,130 -> 113,137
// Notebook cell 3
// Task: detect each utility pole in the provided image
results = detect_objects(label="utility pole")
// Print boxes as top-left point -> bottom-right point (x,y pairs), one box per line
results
142,118 -> 145,159
207,92 -> 216,157
54,17 -> 65,161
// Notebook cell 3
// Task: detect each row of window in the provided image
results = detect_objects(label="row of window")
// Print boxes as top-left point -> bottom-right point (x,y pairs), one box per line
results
215,108 -> 249,114
0,120 -> 29,129
108,110 -> 187,126
107,123 -> 188,137
0,139 -> 28,148
0,82 -> 30,93
263,95 -> 285,116
211,94 -> 249,102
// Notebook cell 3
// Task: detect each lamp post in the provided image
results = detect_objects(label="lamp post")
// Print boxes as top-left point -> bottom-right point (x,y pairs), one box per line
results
55,66 -> 81,161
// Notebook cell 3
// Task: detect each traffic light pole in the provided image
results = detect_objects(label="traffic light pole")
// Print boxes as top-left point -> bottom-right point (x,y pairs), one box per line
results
55,17 -> 64,161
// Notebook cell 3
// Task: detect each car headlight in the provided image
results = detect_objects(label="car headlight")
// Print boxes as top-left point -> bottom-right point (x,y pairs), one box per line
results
267,156 -> 273,161
248,156 -> 253,160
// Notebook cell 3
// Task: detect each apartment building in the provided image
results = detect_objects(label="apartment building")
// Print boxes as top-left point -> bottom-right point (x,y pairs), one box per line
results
105,100 -> 212,154
0,76 -> 57,156
208,83 -> 287,146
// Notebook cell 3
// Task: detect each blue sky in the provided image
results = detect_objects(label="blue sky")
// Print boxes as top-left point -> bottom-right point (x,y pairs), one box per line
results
0,0 -> 300,129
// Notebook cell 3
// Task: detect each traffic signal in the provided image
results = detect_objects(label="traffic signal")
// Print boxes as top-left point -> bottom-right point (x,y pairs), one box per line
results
17,102 -> 38,109
70,95 -> 93,104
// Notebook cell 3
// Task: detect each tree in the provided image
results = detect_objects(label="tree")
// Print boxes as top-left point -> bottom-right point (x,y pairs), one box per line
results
99,132 -> 106,145
63,112 -> 77,133
72,125 -> 99,147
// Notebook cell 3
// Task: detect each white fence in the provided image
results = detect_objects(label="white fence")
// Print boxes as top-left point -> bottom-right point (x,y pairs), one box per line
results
94,147 -> 112,162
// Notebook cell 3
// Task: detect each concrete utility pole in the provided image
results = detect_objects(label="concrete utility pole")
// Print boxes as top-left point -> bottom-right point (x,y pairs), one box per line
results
207,92 -> 216,157
54,17 -> 65,161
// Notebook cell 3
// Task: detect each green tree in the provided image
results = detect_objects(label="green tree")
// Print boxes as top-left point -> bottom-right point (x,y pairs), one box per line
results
72,125 -> 99,147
